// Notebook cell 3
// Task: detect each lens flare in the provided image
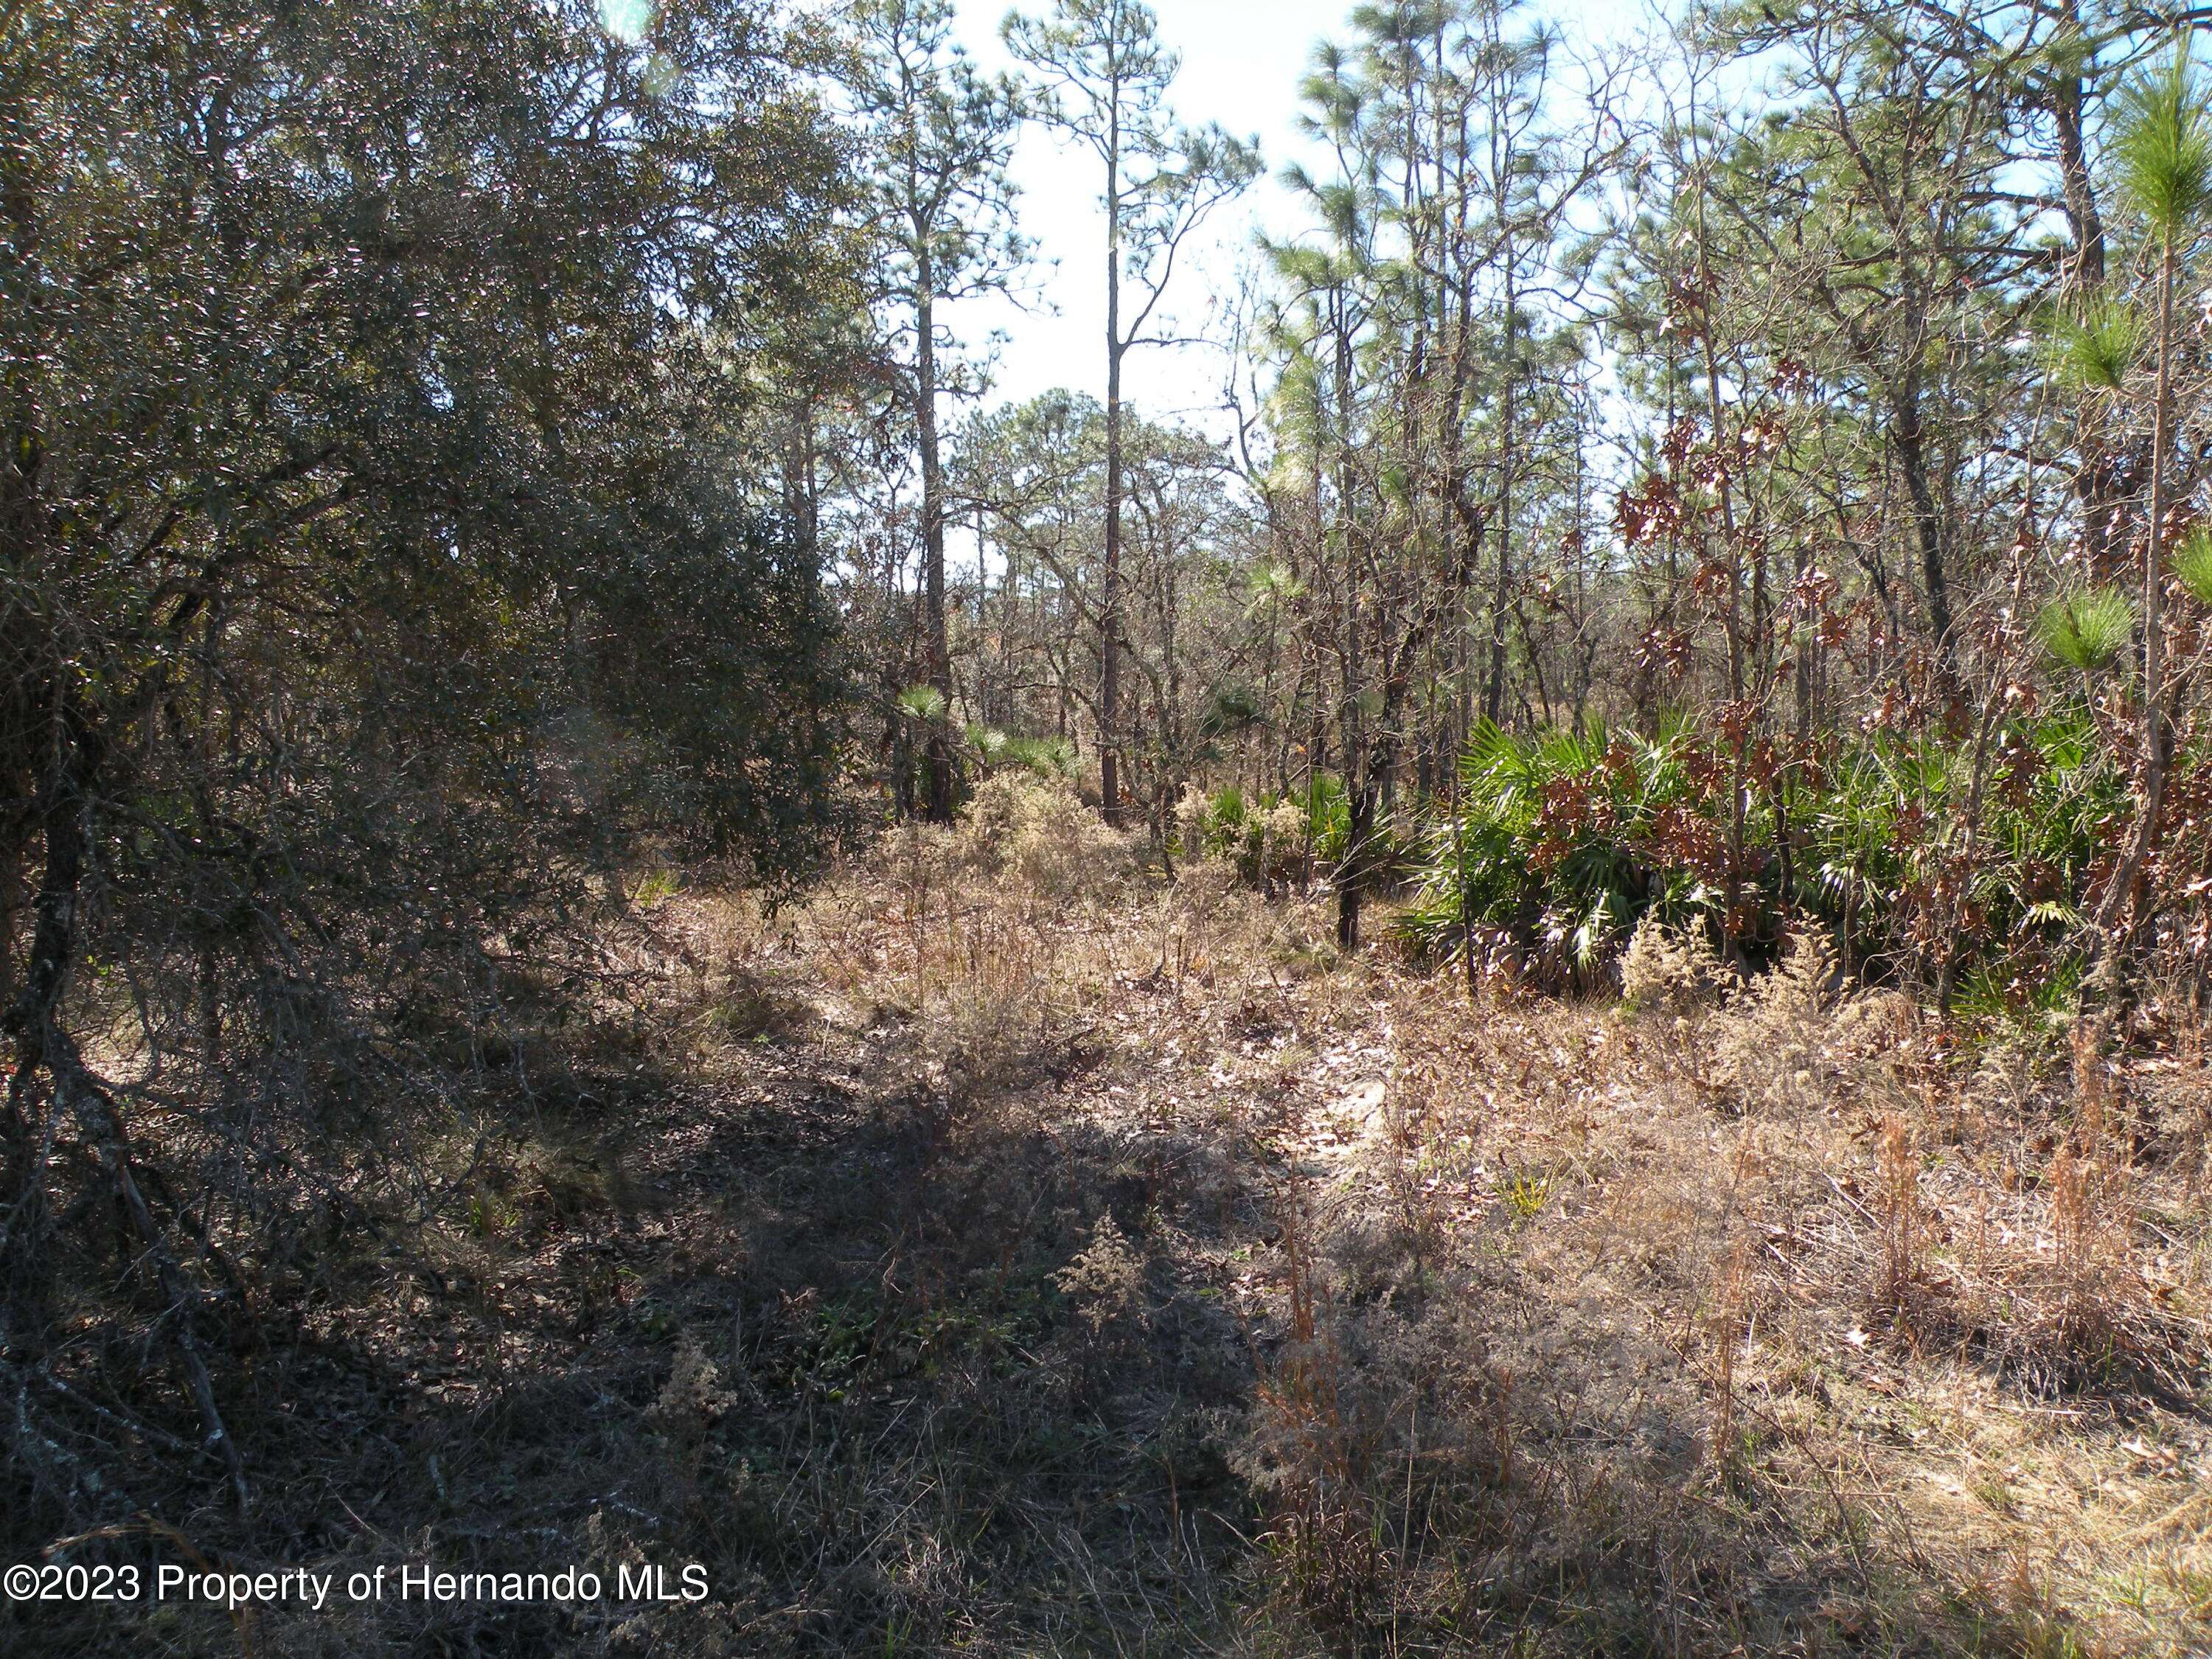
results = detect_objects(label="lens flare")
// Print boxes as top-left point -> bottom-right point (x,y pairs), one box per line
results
598,0 -> 653,44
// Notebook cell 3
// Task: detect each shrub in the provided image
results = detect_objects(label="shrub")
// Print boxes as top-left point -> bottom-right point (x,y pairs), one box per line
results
967,724 -> 1082,781
959,772 -> 1138,902
1397,720 -> 1698,988
1399,712 -> 2134,1005
1299,773 -> 1353,868
1177,782 -> 1323,891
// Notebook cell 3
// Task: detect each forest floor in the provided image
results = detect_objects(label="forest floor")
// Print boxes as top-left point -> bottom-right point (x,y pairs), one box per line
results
15,802 -> 2212,1658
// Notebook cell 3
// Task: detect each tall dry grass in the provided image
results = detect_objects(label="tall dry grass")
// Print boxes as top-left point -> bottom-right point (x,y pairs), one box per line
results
57,786 -> 2201,1659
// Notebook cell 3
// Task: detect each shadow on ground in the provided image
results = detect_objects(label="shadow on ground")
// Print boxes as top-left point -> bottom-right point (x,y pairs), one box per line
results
1,967 -> 2186,1658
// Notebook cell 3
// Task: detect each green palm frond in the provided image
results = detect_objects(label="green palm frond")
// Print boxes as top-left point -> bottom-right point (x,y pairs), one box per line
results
1244,558 -> 1307,615
1208,784 -> 1248,832
1459,720 -> 1545,823
1534,720 -> 1608,778
1570,887 -> 1630,973
1406,698 -> 2129,997
1004,735 -> 1079,777
897,684 -> 948,723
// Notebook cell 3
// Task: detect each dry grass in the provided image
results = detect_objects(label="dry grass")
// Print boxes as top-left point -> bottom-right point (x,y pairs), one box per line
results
9,781 -> 2208,1657
1344,925 -> 2211,1655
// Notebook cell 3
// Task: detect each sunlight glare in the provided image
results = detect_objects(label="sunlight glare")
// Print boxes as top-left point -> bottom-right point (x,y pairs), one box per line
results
598,0 -> 653,44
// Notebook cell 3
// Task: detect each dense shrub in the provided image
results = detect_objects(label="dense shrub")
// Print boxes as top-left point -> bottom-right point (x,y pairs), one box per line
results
1175,784 -> 1312,889
958,773 -> 1139,902
0,0 -> 858,1525
1398,712 -> 2139,1001
1172,773 -> 1418,896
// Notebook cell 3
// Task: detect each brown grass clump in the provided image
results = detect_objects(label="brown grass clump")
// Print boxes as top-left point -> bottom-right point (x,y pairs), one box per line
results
1618,911 -> 1723,1016
1242,1189 -> 1385,1646
1352,904 -> 2211,1656
1874,1111 -> 1934,1321
1708,931 -> 1843,1114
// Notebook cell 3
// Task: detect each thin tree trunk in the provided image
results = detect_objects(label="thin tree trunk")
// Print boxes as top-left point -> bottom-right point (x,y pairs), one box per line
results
917,273 -> 956,823
2095,232 -> 2180,981
2052,15 -> 2122,582
1889,386 -> 1958,681
1485,256 -> 1516,725
1099,105 -> 1125,825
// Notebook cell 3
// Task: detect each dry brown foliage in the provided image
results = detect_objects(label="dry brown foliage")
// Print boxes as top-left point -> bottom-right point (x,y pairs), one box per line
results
10,817 -> 2208,1658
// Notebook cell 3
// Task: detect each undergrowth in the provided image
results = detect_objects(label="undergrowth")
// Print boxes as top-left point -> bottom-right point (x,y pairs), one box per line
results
10,776 -> 2207,1658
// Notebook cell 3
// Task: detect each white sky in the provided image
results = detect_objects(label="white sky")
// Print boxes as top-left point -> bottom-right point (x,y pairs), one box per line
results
945,0 -> 1661,431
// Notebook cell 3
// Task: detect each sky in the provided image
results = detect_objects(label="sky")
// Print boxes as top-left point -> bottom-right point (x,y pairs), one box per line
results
942,0 -> 1660,432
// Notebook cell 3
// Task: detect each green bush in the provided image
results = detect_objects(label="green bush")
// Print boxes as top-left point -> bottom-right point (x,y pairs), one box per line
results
1177,782 -> 1313,889
1397,712 -> 2132,1002
1398,720 -> 1702,987
1299,774 -> 1352,869
962,724 -> 1082,783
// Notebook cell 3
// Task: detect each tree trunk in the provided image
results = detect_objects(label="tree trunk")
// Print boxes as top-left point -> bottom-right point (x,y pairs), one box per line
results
1888,386 -> 1958,681
2094,232 -> 2180,985
1336,798 -> 1370,950
917,276 -> 956,824
1485,259 -> 1516,725
1099,118 -> 1125,825
2051,12 -> 2123,582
